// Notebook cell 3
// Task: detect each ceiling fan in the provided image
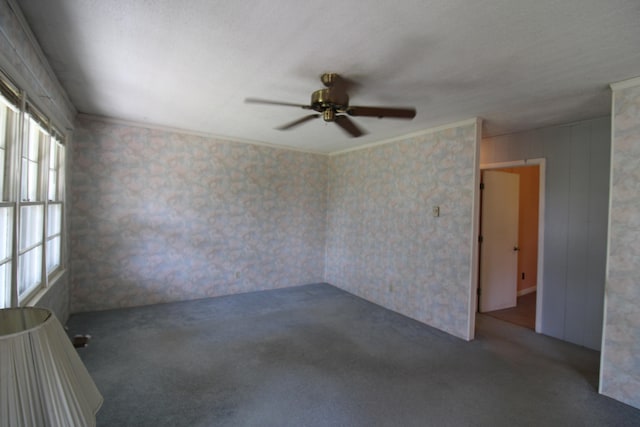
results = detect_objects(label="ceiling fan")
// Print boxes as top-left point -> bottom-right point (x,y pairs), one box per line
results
245,73 -> 416,137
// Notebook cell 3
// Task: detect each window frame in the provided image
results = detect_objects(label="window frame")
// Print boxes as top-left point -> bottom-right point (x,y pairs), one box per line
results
0,70 -> 67,308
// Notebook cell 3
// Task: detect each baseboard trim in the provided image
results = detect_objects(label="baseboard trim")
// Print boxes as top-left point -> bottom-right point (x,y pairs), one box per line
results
517,286 -> 537,297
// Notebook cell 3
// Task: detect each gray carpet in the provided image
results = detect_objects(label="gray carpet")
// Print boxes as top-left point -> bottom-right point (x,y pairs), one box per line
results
66,283 -> 640,427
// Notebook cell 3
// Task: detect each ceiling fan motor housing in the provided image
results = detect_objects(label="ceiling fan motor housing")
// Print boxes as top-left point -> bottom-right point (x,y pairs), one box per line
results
311,88 -> 349,120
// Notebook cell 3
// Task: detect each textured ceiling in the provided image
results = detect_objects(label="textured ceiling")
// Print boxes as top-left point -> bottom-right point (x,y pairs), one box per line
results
17,0 -> 640,153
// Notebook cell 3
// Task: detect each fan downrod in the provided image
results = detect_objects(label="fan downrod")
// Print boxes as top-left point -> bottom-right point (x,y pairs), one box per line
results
311,73 -> 349,120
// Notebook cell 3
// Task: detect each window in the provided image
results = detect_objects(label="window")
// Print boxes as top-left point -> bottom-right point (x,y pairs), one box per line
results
0,89 -> 18,308
46,136 -> 64,274
0,72 -> 66,308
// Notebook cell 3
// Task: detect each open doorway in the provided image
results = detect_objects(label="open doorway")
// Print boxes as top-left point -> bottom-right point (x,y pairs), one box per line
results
477,159 -> 545,332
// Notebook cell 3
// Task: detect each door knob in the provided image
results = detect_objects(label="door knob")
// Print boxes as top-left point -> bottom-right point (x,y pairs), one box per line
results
513,246 -> 520,251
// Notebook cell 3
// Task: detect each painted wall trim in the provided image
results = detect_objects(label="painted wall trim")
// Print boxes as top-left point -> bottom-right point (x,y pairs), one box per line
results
479,158 -> 546,334
80,113 -> 484,159
484,116 -> 612,140
599,90 -> 617,395
517,286 -> 537,297
610,76 -> 640,91
467,117 -> 483,341
330,117 -> 480,156
77,113 -> 329,156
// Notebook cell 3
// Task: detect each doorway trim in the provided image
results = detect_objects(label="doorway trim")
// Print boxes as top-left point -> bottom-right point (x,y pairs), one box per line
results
476,158 -> 546,333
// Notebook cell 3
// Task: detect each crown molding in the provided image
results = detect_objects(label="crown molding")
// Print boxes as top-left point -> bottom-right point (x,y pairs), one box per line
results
76,114 -> 329,156
329,117 -> 481,156
610,76 -> 640,91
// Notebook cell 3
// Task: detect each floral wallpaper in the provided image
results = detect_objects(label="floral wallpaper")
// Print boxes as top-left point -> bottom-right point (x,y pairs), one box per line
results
70,117 -> 327,312
325,121 -> 479,340
601,81 -> 640,409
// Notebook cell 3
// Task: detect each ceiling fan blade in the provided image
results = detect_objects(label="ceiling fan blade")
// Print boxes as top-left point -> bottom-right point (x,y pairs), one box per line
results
335,115 -> 366,138
276,114 -> 321,130
245,98 -> 311,109
347,106 -> 416,119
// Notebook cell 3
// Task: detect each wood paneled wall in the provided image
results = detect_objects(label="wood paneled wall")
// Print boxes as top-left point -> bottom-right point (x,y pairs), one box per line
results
481,117 -> 610,350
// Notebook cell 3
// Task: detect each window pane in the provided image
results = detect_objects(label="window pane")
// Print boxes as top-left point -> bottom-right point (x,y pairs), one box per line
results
46,236 -> 61,273
49,140 -> 57,168
21,119 -> 43,202
47,203 -> 62,237
20,158 -> 27,200
27,123 -> 40,160
28,161 -> 38,200
0,99 -> 17,202
0,262 -> 10,308
0,148 -> 4,197
0,104 -> 6,149
19,204 -> 43,251
0,206 -> 12,261
21,159 -> 40,202
18,244 -> 42,299
48,139 -> 59,201
48,171 -> 57,201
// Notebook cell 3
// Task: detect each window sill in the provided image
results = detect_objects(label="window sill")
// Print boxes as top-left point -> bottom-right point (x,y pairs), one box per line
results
24,268 -> 67,308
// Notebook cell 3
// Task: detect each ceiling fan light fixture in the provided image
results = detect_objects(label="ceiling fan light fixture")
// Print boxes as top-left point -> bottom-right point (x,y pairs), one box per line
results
323,109 -> 335,122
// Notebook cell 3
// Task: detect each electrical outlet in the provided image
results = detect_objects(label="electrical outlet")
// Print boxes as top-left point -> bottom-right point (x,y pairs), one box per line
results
235,271 -> 241,279
432,206 -> 440,217
389,284 -> 393,292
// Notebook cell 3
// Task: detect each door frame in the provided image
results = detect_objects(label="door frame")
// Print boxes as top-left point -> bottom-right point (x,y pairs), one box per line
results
476,158 -> 546,333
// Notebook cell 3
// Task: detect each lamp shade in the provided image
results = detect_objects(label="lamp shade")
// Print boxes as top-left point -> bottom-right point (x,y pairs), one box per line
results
0,307 -> 103,427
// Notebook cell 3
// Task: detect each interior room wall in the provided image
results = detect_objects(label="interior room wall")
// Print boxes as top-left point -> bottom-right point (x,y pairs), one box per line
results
325,120 -> 480,340
0,0 -> 76,322
600,79 -> 640,409
70,116 -> 327,312
481,117 -> 610,350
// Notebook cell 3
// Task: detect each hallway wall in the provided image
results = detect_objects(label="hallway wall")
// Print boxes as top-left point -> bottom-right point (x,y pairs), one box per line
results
481,117 -> 610,350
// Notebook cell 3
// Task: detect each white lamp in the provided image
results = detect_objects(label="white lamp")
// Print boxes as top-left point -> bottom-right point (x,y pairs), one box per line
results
0,307 -> 103,427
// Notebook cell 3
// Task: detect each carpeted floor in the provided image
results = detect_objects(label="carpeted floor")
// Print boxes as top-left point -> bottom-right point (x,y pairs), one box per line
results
66,283 -> 640,427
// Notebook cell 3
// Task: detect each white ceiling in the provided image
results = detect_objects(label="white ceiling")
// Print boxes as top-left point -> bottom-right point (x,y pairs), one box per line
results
17,0 -> 640,153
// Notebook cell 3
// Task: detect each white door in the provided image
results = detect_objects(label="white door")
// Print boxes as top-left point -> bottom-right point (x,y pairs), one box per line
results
480,170 -> 519,312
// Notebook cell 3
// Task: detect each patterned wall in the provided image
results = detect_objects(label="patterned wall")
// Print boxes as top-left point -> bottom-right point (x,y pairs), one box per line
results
325,121 -> 479,340
70,117 -> 327,312
601,81 -> 640,409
